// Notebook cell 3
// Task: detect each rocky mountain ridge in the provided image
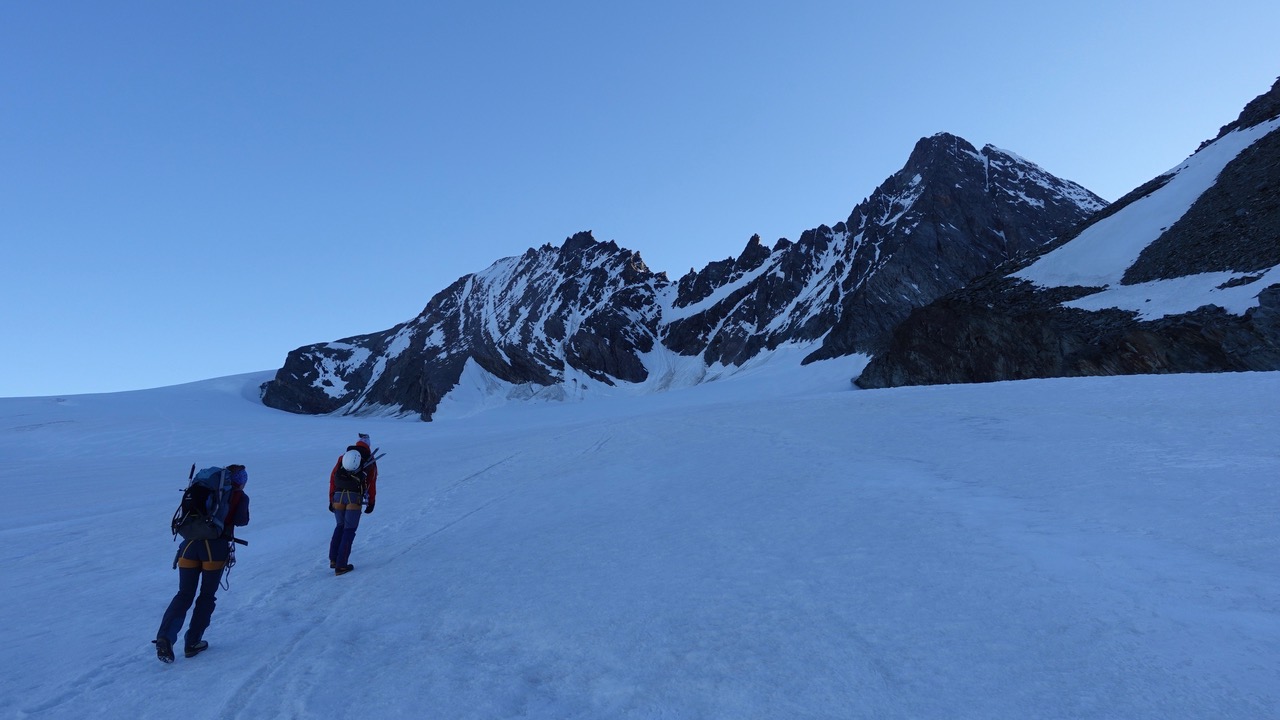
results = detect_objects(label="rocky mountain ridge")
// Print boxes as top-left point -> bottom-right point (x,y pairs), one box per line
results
856,77 -> 1280,389
262,133 -> 1105,419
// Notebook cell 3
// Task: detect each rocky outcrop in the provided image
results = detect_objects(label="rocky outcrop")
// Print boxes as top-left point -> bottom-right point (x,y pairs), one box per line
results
664,133 -> 1106,367
1124,126 -> 1280,283
810,135 -> 1105,360
262,232 -> 669,419
857,77 -> 1280,390
855,276 -> 1280,388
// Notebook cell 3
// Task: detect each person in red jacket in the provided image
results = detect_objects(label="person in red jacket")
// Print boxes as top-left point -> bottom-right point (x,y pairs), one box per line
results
328,433 -> 377,575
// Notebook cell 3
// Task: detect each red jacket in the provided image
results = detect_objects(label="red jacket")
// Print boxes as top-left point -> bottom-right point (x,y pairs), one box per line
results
328,441 -> 378,505
223,487 -> 250,540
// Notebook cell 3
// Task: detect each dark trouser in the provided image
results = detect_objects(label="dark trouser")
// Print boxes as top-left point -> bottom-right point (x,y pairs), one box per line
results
158,539 -> 228,646
330,491 -> 363,567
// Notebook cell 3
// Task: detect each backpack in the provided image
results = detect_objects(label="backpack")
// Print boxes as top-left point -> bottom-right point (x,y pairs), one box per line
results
334,444 -> 378,493
171,466 -> 234,541
333,466 -> 367,493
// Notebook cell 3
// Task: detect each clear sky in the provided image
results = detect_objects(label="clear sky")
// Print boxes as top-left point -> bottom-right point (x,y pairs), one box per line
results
2,1 -> 1277,397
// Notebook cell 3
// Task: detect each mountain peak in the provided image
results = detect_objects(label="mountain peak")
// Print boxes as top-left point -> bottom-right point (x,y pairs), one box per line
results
858,77 -> 1280,390
904,132 -> 980,171
262,132 -> 1107,418
562,230 -> 599,253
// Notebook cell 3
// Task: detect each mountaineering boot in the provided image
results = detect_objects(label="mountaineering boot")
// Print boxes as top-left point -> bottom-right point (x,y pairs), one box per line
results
335,564 -> 355,576
154,638 -> 175,663
184,640 -> 209,658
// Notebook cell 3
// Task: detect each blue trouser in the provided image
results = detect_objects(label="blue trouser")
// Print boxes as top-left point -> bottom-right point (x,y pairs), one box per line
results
330,491 -> 363,567
158,540 -> 228,646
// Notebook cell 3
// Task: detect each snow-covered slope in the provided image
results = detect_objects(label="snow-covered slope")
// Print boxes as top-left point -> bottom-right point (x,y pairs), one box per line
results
1014,115 -> 1280,317
4,368 -> 1279,718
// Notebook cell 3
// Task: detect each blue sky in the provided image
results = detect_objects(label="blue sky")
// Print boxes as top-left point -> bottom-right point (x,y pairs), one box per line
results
2,1 -> 1278,397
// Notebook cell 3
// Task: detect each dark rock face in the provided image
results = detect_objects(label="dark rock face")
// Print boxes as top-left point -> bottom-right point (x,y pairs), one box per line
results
263,133 -> 1107,420
851,279 -> 1127,387
262,232 -> 669,419
665,133 -> 1105,367
857,78 -> 1280,390
1202,76 -> 1280,148
856,280 -> 1280,388
810,135 -> 1105,361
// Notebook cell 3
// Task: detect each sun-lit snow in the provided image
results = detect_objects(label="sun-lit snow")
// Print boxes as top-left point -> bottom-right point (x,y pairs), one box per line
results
3,364 -> 1278,719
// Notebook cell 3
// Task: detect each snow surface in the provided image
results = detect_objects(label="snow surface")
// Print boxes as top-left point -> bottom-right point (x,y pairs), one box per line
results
1063,266 -> 1280,320
1014,117 -> 1280,321
3,366 -> 1280,719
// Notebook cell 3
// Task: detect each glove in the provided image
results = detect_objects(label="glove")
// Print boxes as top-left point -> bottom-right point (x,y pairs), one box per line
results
364,501 -> 375,515
328,503 -> 335,512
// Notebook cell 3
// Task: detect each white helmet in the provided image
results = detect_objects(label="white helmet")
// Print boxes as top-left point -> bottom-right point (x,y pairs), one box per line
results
341,449 -> 363,472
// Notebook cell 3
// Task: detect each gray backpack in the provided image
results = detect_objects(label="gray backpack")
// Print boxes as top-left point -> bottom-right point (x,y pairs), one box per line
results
171,466 -> 232,541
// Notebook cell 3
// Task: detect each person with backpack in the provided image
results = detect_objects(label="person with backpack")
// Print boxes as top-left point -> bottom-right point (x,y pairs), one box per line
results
154,464 -> 250,663
328,433 -> 378,576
